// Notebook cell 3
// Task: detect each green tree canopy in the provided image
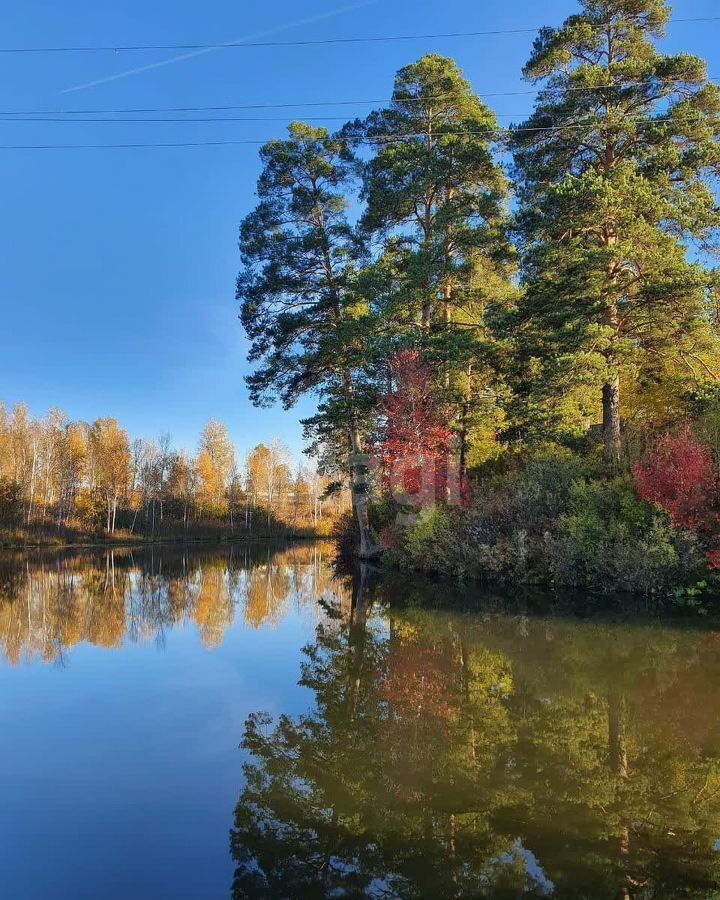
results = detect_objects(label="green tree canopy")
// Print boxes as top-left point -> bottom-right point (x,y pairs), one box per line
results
237,122 -> 377,555
511,0 -> 720,461
354,54 -> 517,474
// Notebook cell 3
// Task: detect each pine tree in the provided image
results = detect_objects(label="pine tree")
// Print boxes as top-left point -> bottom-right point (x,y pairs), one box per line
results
237,123 -> 377,557
354,55 -> 515,475
512,0 -> 720,463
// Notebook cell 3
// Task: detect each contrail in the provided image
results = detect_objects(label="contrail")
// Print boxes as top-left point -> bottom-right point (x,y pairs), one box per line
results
62,1 -> 376,94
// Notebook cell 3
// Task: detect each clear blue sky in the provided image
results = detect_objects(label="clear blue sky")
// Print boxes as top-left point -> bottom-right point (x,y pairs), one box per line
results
1,0 -> 718,460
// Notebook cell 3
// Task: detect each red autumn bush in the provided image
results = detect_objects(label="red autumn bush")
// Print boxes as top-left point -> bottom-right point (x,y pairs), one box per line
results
379,526 -> 396,551
376,349 -> 454,507
632,425 -> 716,530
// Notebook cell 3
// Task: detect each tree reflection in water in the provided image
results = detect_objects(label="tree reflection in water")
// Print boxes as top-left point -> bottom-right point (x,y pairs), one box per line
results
0,543 -> 343,664
3,548 -> 720,896
231,567 -> 720,899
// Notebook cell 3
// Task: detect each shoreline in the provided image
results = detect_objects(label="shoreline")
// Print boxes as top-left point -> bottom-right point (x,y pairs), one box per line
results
0,531 -> 327,552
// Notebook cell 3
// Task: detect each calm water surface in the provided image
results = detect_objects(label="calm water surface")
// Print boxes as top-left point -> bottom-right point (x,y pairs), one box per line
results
1,544 -> 719,899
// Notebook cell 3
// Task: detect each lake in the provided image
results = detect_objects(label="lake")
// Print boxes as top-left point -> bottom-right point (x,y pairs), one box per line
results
1,543 -> 719,899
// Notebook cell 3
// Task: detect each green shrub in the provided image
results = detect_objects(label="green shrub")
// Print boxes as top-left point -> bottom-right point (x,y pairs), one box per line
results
480,444 -> 597,537
399,505 -> 456,574
546,477 -> 703,594
367,495 -> 396,533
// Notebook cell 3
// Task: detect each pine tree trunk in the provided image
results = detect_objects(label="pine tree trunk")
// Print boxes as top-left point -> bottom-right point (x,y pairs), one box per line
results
349,423 -> 375,559
457,362 -> 473,488
342,368 -> 375,559
603,232 -> 622,467
602,376 -> 621,467
442,283 -> 452,389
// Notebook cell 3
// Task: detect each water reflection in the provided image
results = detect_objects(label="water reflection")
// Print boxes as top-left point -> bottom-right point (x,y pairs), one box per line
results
3,548 -> 720,897
0,543 -> 345,665
232,570 -> 720,899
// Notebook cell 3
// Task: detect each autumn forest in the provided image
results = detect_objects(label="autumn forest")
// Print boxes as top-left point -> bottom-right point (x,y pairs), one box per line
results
234,0 -> 720,600
0,405 -> 348,545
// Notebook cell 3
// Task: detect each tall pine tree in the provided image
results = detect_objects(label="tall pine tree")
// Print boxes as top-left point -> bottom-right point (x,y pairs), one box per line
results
512,0 -> 720,463
355,55 -> 515,476
237,123 -> 376,557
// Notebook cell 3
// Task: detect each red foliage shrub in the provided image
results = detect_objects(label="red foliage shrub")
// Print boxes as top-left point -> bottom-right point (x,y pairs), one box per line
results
376,350 -> 454,507
379,526 -> 396,551
632,425 -> 717,530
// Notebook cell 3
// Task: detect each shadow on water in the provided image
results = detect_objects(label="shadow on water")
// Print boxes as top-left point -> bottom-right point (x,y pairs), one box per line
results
3,547 -> 720,897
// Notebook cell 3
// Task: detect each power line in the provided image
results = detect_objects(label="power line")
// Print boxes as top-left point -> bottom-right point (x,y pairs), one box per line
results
0,115 -> 712,149
0,75 -> 716,118
0,17 -> 718,54
1,114 -> 536,123
0,100 -> 405,117
0,140 -> 270,149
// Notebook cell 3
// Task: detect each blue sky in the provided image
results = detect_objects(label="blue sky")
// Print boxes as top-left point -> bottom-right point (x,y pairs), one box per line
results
1,0 -> 718,460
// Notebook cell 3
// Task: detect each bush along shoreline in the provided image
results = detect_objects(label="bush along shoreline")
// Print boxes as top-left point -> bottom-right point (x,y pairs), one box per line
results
337,437 -> 720,610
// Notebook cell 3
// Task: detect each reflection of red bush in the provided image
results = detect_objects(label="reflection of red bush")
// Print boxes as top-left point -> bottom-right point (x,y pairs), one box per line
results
384,642 -> 457,721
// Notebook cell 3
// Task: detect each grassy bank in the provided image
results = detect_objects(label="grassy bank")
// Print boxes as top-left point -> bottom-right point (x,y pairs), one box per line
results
0,520 -> 331,550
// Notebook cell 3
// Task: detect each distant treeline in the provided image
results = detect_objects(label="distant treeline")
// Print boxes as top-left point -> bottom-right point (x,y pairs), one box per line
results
0,403 -> 349,545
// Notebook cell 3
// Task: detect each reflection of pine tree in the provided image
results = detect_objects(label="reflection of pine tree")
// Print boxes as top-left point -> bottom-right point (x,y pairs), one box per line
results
231,603 -> 533,898
231,602 -> 720,898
